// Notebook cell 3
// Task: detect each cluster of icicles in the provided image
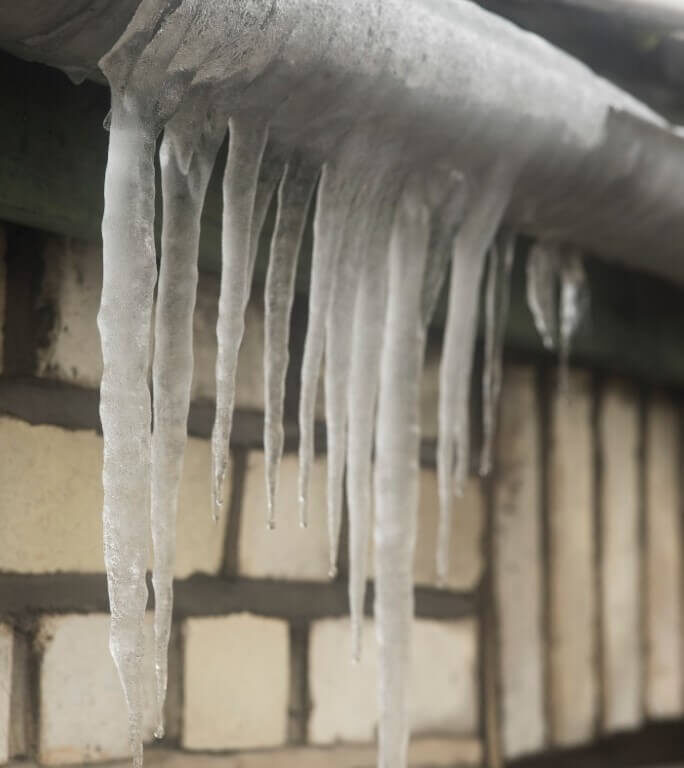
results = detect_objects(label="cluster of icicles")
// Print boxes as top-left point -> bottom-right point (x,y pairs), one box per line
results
95,4 -> 587,767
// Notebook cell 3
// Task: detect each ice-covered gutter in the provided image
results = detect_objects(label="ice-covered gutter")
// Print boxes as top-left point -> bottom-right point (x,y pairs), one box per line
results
3,2 -> 684,768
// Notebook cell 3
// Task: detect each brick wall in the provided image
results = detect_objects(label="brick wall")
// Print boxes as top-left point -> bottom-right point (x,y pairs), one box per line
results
0,224 -> 682,767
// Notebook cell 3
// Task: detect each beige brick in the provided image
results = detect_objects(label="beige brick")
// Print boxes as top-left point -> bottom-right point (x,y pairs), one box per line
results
0,625 -> 12,765
0,417 -> 227,576
309,618 -> 478,744
238,452 -> 330,580
38,614 -> 156,765
371,470 -> 484,591
35,241 -> 264,415
645,395 -> 683,719
7,740 -> 482,768
182,614 -> 289,751
493,367 -> 546,758
36,238 -> 103,387
599,381 -> 642,732
548,370 -> 598,747
191,272 -> 265,411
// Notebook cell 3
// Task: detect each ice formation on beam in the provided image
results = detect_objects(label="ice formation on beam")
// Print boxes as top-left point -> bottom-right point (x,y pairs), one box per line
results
93,1 -> 656,766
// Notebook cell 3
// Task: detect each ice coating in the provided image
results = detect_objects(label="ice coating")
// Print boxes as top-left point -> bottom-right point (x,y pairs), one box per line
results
480,229 -> 516,476
436,171 -> 512,585
374,178 -> 430,768
526,241 -> 560,349
151,102 -> 226,738
264,155 -> 318,528
211,115 -> 269,520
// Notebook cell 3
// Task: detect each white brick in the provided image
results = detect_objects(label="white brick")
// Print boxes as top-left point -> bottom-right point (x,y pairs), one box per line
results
38,614 -> 156,765
238,452 -> 330,580
548,370 -> 597,747
0,625 -> 12,765
182,614 -> 289,751
309,618 -> 478,744
493,367 -> 546,758
0,417 -> 227,576
36,238 -> 102,387
645,396 -> 683,719
372,470 -> 484,591
192,272 -> 265,411
10,740 -> 483,768
599,381 -> 642,732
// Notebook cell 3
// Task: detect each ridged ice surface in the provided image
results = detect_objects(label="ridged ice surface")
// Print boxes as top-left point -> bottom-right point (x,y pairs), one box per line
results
152,98 -> 226,739
90,1 -> 628,766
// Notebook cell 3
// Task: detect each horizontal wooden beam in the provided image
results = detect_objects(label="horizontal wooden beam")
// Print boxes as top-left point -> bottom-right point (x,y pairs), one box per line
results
3,52 -> 684,389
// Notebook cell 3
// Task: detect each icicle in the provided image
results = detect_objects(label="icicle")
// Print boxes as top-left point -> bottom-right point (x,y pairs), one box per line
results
297,162 -> 353,528
526,241 -> 560,350
479,229 -> 516,476
374,178 -> 431,768
346,191 -> 397,661
324,179 -> 383,578
436,172 -> 512,586
248,144 -> 287,303
151,105 -> 225,739
421,173 -> 466,328
97,98 -> 157,768
211,114 -> 268,520
559,248 -> 588,392
264,155 -> 318,529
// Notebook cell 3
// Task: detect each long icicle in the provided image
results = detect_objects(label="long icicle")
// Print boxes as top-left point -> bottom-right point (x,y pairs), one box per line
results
374,177 -> 431,768
436,173 -> 512,585
346,191 -> 396,661
97,97 -> 157,768
211,114 -> 268,520
479,229 -> 516,476
298,161 -> 353,527
324,182 -> 379,577
151,110 -> 225,739
264,155 -> 318,528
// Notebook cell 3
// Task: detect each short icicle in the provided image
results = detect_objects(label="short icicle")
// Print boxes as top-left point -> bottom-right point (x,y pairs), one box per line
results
346,192 -> 396,661
97,97 -> 157,768
558,248 -> 588,392
479,229 -> 516,476
264,155 -> 318,529
374,177 -> 431,768
526,240 -> 560,350
436,172 -> 512,585
211,114 -> 268,520
151,108 -> 225,739
297,161 -> 354,528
